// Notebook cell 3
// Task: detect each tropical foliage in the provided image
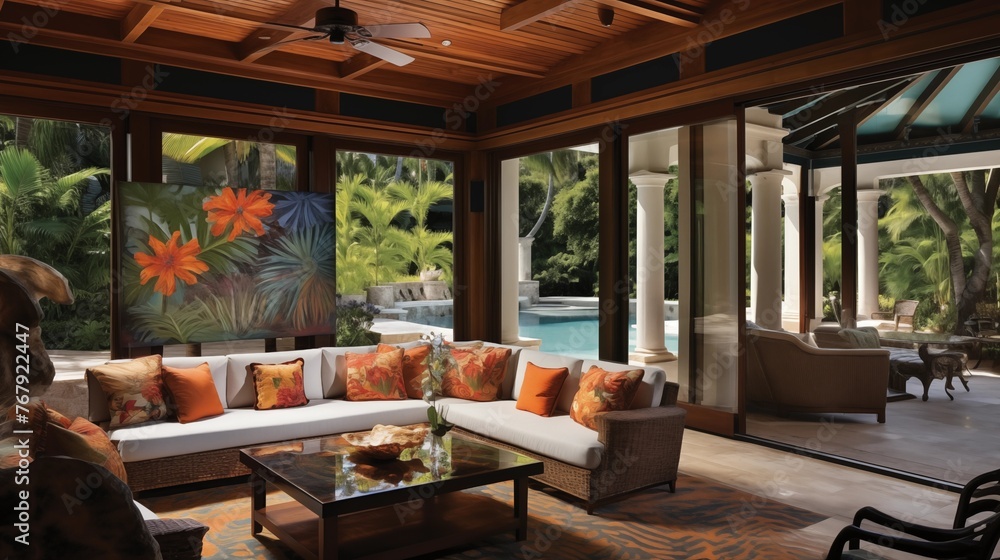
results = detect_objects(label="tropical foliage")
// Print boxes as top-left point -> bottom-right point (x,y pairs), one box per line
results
519,152 -> 680,298
0,115 -> 111,350
120,184 -> 335,345
334,151 -> 454,295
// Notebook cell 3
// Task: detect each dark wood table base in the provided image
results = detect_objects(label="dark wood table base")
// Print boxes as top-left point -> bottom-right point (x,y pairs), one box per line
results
250,473 -> 532,560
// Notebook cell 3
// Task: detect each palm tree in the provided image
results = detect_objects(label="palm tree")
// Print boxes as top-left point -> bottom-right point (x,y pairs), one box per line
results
353,183 -> 409,285
0,147 -> 106,256
386,179 -> 453,274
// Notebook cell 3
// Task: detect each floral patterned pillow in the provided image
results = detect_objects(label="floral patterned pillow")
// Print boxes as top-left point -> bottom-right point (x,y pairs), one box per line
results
442,346 -> 512,402
87,355 -> 169,428
378,343 -> 431,399
251,358 -> 309,410
345,348 -> 406,401
570,366 -> 644,430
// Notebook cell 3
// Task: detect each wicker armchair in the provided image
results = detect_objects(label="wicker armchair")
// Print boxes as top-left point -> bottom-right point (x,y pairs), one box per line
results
871,299 -> 919,331
826,467 -> 1000,559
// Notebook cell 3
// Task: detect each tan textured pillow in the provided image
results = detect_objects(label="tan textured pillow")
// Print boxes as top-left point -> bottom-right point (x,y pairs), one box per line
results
250,358 -> 308,410
87,355 -> 169,428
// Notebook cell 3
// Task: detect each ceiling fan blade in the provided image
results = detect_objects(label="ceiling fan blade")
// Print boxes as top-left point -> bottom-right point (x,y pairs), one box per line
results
350,39 -> 414,66
358,22 -> 431,39
271,34 -> 329,48
265,21 -> 322,33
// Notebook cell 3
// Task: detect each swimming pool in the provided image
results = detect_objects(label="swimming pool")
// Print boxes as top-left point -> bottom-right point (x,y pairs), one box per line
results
421,310 -> 678,360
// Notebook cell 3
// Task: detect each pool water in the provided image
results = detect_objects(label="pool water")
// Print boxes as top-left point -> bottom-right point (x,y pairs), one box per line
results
421,311 -> 678,360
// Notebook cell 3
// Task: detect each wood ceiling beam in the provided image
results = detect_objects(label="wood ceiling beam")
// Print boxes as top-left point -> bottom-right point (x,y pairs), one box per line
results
598,0 -> 702,27
0,1 -> 7,13
121,4 -> 164,44
488,0 -> 842,105
959,65 -> 1000,134
891,65 -> 962,140
0,2 -> 471,105
500,0 -> 574,32
238,0 -> 328,63
389,44 -> 548,79
339,53 -> 387,80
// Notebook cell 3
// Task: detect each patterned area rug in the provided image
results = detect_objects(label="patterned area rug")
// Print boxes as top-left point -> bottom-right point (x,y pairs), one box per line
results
140,474 -> 828,559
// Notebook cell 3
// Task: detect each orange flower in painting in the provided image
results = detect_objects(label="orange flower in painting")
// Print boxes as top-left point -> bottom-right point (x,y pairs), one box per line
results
134,231 -> 209,296
203,187 -> 274,241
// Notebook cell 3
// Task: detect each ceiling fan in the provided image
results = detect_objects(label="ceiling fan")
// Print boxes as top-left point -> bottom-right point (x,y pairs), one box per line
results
267,0 -> 431,67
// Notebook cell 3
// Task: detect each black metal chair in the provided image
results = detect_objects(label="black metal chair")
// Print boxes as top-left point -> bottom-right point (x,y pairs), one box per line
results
826,468 -> 1000,559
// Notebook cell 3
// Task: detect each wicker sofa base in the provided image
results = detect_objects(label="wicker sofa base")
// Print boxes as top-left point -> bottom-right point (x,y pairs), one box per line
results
126,447 -> 252,493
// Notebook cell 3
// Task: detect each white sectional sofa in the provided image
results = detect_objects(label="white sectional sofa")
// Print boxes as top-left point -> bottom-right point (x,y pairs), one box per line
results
87,342 -> 686,512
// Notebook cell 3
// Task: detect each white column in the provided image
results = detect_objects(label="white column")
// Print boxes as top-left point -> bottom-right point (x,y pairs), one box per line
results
518,237 -> 533,281
630,171 -> 677,364
857,189 -> 884,319
749,170 -> 791,329
781,191 -> 801,331
813,194 -> 829,329
500,158 -> 520,344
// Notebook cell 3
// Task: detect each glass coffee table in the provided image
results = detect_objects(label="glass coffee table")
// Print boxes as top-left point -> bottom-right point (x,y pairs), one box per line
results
239,426 -> 543,560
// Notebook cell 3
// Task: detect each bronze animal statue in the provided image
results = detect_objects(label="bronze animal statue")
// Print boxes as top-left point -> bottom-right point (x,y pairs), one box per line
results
0,255 -> 74,409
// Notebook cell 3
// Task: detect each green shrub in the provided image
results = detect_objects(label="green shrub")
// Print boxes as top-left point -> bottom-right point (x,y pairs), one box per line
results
335,298 -> 382,346
40,290 -> 111,350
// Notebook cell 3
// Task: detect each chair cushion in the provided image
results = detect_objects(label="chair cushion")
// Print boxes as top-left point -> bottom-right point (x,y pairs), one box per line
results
110,400 -> 430,462
444,400 -> 604,469
839,327 -> 881,348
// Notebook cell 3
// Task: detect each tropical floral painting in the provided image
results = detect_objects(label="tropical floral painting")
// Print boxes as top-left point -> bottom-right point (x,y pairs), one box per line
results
118,182 -> 335,347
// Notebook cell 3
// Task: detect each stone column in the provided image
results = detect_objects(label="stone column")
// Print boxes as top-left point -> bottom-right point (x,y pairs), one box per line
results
629,171 -> 677,364
749,169 -> 791,329
781,191 -> 801,331
500,158 -> 521,344
518,237 -> 533,281
857,189 -> 884,319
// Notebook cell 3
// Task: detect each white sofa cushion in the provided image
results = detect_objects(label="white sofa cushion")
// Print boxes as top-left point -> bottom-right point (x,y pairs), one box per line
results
87,355 -> 229,424
443,400 -> 603,469
581,359 -> 665,409
321,345 -> 376,398
226,348 -> 323,408
511,349 -> 583,413
110,399 -> 430,462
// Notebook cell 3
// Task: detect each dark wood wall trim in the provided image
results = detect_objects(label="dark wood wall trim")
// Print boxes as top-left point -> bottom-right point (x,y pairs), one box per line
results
736,107 -> 748,436
598,123 -> 629,362
839,109 -> 859,324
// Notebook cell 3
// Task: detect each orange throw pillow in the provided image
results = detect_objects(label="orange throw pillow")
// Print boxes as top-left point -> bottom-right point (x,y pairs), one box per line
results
162,363 -> 225,423
379,343 -> 431,399
570,366 -> 644,430
442,346 -> 512,401
250,358 -> 309,410
345,348 -> 406,401
516,362 -> 569,417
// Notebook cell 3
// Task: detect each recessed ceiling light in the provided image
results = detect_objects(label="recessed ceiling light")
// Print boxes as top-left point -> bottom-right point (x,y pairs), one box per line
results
441,40 -> 452,47
259,35 -> 272,40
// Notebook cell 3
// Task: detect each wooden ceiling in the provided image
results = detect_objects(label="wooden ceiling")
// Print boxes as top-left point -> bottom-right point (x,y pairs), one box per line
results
0,0 -> 714,103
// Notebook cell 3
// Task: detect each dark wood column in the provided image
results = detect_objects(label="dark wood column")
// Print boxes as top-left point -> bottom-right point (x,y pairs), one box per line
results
840,109 -> 859,326
598,123 -> 629,362
799,162 -> 816,333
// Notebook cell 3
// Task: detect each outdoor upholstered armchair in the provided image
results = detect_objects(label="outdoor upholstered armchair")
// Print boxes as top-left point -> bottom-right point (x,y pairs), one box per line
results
826,467 -> 1000,559
871,299 -> 919,331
